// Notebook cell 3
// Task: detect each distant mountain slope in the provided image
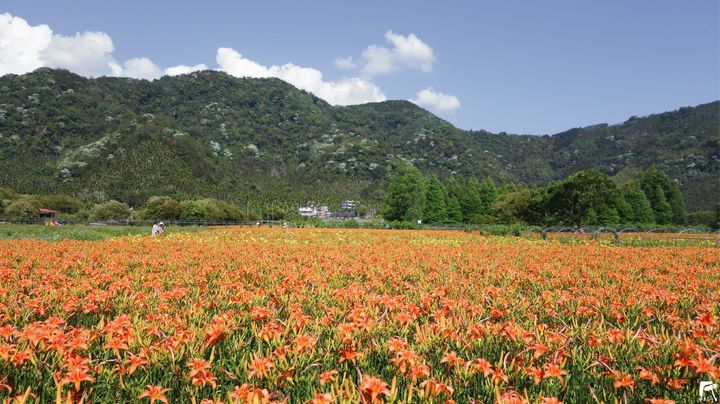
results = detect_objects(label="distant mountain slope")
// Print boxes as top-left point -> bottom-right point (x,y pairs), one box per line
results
0,69 -> 717,209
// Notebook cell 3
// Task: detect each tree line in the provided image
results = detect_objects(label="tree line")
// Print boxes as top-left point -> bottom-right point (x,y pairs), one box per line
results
1,165 -> 717,228
0,191 -> 262,222
382,164 -> 718,228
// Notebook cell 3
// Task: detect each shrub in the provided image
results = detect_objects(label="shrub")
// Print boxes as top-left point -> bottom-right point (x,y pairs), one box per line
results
0,188 -> 18,200
4,198 -> 38,220
144,196 -> 182,220
180,200 -> 206,221
32,195 -> 85,214
180,199 -> 245,222
91,200 -> 130,220
686,211 -> 715,228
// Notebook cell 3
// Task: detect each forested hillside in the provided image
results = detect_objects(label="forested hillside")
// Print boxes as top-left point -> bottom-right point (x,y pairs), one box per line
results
0,68 -> 717,210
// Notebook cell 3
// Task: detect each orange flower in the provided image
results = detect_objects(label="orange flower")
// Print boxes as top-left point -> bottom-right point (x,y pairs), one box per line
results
339,347 -> 361,365
408,364 -> 430,383
360,375 -> 390,403
525,366 -> 544,385
139,385 -> 171,404
306,392 -> 334,404
613,374 -> 635,392
62,367 -> 95,392
319,369 -> 338,385
440,351 -> 464,367
248,355 -> 275,380
126,354 -> 149,375
666,378 -> 686,389
542,363 -> 568,381
421,379 -> 454,397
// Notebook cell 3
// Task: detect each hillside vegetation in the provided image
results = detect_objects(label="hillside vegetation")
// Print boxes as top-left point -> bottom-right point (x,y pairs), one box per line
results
0,68 -> 717,210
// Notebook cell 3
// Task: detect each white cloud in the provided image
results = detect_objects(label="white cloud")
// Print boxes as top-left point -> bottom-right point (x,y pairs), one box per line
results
0,13 -> 52,75
360,31 -> 435,77
1,13 -> 455,109
164,63 -> 208,76
42,31 -> 117,77
120,57 -> 163,80
410,88 -> 460,112
0,12 -> 166,80
334,56 -> 356,70
217,47 -> 385,105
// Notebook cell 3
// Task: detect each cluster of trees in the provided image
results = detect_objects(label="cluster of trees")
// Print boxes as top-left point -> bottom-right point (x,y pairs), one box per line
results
142,196 -> 260,222
382,164 -> 715,228
0,190 -> 261,222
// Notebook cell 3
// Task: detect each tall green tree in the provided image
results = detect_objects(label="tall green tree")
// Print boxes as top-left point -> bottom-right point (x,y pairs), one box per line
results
647,185 -> 673,225
621,181 -> 655,225
423,177 -> 447,224
382,164 -> 426,222
666,181 -> 687,225
641,166 -> 685,225
458,178 -> 484,220
478,179 -> 498,213
445,195 -> 463,223
542,170 -> 622,226
492,188 -> 531,224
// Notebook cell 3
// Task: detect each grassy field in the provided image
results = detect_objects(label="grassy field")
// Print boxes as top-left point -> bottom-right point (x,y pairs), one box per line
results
0,224 -> 205,241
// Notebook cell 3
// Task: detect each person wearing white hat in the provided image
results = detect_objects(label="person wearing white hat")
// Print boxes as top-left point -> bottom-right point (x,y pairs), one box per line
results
151,221 -> 165,237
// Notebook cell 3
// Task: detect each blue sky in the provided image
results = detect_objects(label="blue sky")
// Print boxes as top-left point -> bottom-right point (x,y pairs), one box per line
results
1,1 -> 718,134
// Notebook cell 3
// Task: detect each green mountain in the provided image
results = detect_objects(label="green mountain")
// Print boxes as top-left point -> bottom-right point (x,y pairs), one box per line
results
1,68 -> 718,210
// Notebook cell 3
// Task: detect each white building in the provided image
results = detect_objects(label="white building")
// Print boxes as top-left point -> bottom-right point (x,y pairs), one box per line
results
341,200 -> 357,211
298,207 -> 316,217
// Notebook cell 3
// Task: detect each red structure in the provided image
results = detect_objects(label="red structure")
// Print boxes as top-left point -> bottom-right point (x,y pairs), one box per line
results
39,209 -> 61,225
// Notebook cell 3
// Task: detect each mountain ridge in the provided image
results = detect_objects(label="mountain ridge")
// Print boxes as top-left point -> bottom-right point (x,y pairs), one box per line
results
0,68 -> 717,210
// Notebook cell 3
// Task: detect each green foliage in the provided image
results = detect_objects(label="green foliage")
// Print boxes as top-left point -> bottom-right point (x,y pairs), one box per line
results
686,211 -> 716,228
621,181 -> 655,225
0,224 -> 204,241
0,188 -> 18,200
641,167 -> 683,225
478,179 -> 498,213
541,170 -> 622,226
91,200 -> 131,220
0,69 -> 716,213
422,177 -> 447,223
31,194 -> 85,214
144,196 -> 182,220
492,189 -> 531,224
179,200 -> 206,221
262,202 -> 288,221
179,198 -> 248,221
4,198 -> 38,220
382,163 -> 426,222
445,195 -> 463,223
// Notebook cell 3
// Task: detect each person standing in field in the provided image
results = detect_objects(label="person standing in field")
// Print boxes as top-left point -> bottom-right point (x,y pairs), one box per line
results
151,221 -> 164,237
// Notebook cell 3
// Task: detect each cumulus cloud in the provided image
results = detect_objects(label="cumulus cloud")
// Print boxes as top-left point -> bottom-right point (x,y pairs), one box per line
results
360,31 -> 435,77
164,63 -> 208,76
334,56 -> 356,70
120,57 -> 163,80
0,13 -> 52,75
0,12 -> 168,80
217,47 -> 385,105
42,31 -> 117,77
410,88 -> 460,112
1,13 -> 455,109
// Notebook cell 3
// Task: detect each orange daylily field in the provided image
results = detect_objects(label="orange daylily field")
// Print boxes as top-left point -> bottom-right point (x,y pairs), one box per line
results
0,228 -> 718,403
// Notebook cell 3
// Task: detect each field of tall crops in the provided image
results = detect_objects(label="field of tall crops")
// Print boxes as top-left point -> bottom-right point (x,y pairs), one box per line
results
0,228 -> 718,403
